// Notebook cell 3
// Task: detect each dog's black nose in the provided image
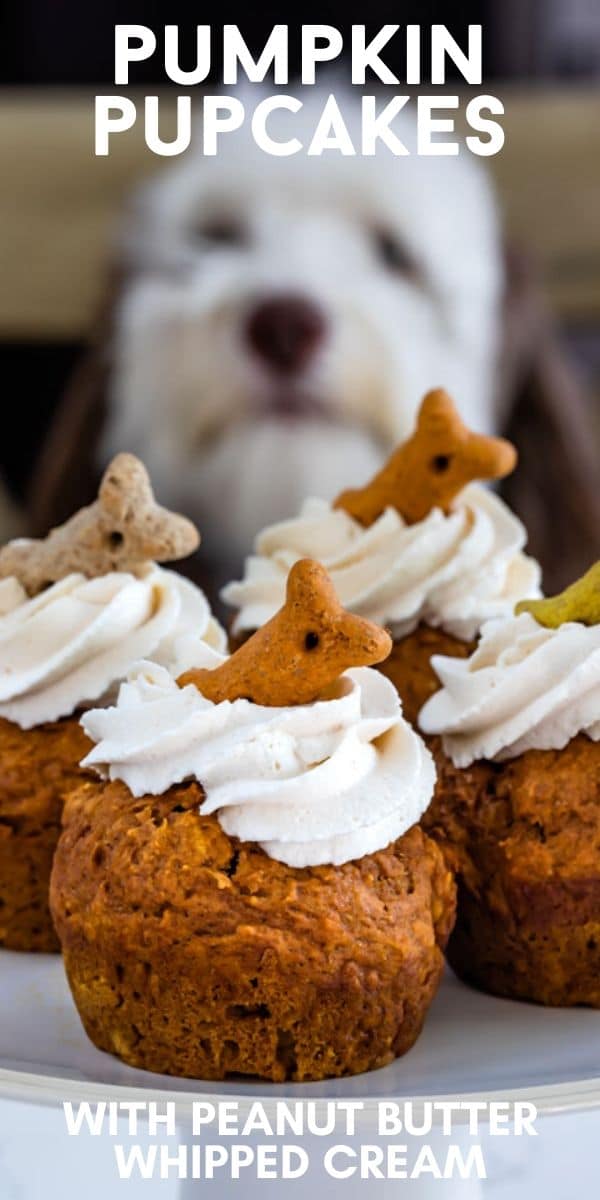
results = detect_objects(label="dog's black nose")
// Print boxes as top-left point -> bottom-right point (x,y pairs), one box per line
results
245,294 -> 326,374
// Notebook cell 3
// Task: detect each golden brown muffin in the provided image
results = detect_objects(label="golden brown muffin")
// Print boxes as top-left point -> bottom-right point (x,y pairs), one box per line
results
0,716 -> 93,952
51,778 -> 456,1082
378,625 -> 474,727
422,734 -> 600,1006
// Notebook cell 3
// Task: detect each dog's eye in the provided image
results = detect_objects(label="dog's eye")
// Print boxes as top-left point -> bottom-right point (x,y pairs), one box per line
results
192,217 -> 247,247
373,229 -> 416,276
431,455 -> 452,473
304,632 -> 320,651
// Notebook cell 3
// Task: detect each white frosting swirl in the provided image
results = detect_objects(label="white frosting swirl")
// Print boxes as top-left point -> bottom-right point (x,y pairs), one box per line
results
0,568 -> 226,730
82,665 -> 435,868
419,612 -> 600,766
222,484 -> 541,642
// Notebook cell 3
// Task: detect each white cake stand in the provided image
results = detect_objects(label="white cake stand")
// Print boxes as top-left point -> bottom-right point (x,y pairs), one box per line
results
2,951 -> 599,1199
2,950 -> 599,1111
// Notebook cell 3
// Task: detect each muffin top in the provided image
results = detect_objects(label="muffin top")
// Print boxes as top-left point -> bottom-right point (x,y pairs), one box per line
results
419,563 -> 600,766
0,454 -> 225,729
223,389 -> 541,641
82,560 -> 436,868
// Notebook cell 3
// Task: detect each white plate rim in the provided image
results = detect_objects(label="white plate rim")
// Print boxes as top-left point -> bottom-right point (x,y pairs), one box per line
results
2,1067 -> 600,1122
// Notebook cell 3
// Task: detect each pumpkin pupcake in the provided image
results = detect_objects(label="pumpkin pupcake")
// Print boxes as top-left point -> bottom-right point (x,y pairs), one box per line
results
51,560 -> 455,1081
0,454 -> 225,952
419,564 -> 600,1007
222,389 -> 541,725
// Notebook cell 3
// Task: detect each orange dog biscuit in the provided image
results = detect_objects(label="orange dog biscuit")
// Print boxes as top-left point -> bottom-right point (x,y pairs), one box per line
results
0,453 -> 199,596
178,558 -> 392,706
335,388 -> 517,526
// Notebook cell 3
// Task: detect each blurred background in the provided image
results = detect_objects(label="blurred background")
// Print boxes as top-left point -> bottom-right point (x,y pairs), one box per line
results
0,0 -> 598,594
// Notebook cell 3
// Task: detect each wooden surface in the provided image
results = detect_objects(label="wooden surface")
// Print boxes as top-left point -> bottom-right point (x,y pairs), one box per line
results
0,87 -> 599,339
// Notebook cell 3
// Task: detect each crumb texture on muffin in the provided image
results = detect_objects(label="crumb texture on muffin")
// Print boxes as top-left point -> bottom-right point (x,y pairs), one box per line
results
379,623 -> 473,727
423,734 -> 600,1006
51,779 -> 455,1082
0,716 -> 92,952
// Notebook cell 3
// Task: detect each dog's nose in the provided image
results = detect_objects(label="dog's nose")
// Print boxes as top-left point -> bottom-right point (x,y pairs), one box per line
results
245,294 -> 326,374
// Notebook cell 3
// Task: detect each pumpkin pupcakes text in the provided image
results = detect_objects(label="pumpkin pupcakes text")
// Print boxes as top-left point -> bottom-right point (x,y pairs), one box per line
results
95,24 -> 505,157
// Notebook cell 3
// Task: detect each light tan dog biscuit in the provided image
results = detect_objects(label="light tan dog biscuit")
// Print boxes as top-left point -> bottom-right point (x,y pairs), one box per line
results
178,558 -> 392,706
0,453 -> 199,595
335,388 -> 517,526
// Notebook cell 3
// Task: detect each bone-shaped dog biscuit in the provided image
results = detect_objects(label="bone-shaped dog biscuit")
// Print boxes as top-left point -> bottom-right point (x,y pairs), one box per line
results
516,561 -> 600,629
335,388 -> 517,526
178,558 -> 392,706
0,453 -> 199,595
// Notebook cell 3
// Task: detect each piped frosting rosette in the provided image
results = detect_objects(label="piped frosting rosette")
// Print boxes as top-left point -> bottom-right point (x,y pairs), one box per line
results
82,663 -> 435,868
223,484 -> 541,642
419,612 -> 600,767
0,569 -> 226,730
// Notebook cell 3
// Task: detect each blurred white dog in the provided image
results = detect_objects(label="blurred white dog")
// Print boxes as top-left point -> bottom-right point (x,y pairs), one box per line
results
102,92 -> 503,580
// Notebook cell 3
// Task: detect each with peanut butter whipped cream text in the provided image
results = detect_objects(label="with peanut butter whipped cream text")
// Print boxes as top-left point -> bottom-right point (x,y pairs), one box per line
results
222,484 -> 542,642
0,569 -> 226,730
81,663 -> 435,868
419,612 -> 600,767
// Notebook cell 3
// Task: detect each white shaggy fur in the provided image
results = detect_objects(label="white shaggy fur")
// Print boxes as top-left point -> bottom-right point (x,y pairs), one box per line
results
103,91 -> 503,579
